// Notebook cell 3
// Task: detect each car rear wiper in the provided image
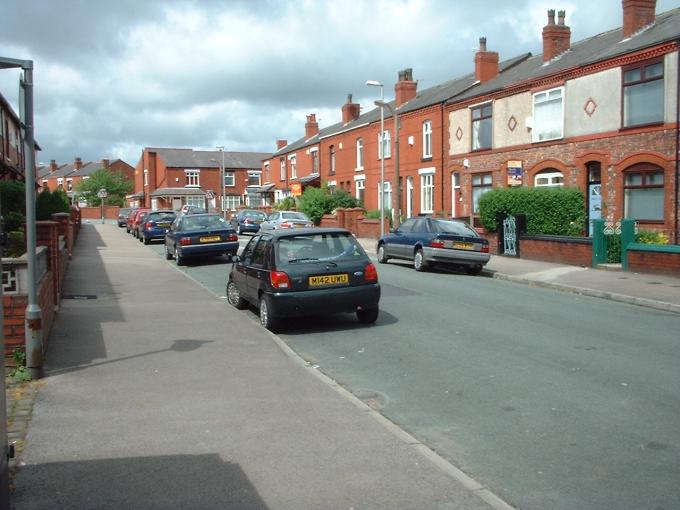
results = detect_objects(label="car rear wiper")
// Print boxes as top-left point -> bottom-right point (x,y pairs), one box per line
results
287,257 -> 319,263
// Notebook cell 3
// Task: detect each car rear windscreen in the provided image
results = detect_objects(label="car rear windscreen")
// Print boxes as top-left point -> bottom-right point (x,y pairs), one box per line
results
276,232 -> 365,264
431,219 -> 479,237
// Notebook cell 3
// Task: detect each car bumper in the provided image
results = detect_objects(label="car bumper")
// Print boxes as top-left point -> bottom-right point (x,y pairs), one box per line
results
268,283 -> 381,317
117,219 -> 127,227
178,241 -> 239,258
423,247 -> 490,266
239,224 -> 261,233
143,228 -> 171,240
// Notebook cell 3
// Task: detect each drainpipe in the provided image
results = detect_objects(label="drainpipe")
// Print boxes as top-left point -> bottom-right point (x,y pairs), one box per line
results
441,103 -> 445,215
675,39 -> 680,244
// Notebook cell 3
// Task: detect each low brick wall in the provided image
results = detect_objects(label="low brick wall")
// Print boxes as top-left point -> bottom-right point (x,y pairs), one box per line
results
356,219 -> 385,239
626,244 -> 680,276
519,235 -> 593,267
319,215 -> 339,228
80,206 -> 120,220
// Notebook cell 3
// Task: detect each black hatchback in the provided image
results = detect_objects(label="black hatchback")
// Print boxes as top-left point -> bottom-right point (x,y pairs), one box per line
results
226,228 -> 380,331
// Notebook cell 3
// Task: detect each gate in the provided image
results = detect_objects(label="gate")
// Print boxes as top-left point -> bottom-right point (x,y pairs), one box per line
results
503,216 -> 517,256
591,218 -> 636,267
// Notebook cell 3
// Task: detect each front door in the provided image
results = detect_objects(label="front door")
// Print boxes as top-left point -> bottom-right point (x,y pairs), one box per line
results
406,177 -> 413,218
452,172 -> 460,218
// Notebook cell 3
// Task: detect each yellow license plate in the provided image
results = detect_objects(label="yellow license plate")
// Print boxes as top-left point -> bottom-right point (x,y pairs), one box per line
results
308,274 -> 349,286
158,223 -> 170,227
453,242 -> 474,250
200,235 -> 221,243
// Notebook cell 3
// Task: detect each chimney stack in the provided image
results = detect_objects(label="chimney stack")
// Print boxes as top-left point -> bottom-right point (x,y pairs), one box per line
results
622,0 -> 656,38
474,37 -> 499,83
305,114 -> 319,139
395,68 -> 417,107
50,159 -> 58,173
102,158 -> 110,169
276,139 -> 288,150
75,157 -> 83,170
542,9 -> 571,62
342,94 -> 361,124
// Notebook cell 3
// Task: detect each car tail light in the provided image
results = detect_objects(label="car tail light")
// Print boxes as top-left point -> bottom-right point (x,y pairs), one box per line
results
280,221 -> 293,228
429,239 -> 445,249
227,233 -> 238,242
145,222 -> 153,229
364,263 -> 378,282
481,244 -> 490,253
270,271 -> 291,289
180,237 -> 192,246
244,218 -> 251,224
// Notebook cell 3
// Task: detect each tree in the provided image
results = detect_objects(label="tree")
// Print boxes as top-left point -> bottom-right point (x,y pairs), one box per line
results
75,169 -> 133,206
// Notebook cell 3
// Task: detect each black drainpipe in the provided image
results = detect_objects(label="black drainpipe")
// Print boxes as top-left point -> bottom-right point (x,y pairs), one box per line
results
674,38 -> 680,244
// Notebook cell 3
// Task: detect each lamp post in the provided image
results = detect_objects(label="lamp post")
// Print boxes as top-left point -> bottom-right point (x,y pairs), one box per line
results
366,80 -> 385,237
216,146 -> 225,219
375,99 -> 400,229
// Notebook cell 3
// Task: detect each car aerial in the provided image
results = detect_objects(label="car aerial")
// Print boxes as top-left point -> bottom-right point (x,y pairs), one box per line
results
376,217 -> 490,274
130,209 -> 151,238
229,209 -> 267,235
179,204 -> 207,216
117,208 -> 132,227
259,211 -> 314,232
125,208 -> 138,233
138,210 -> 177,245
165,213 -> 238,265
226,227 -> 380,332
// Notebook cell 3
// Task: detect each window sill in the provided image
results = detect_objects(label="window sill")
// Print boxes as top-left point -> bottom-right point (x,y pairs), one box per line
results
619,121 -> 664,132
470,147 -> 492,153
355,167 -> 364,172
421,156 -> 433,162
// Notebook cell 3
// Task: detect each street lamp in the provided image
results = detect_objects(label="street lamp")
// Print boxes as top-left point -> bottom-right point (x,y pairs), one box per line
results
374,99 -> 400,229
216,146 -> 226,219
366,80 -> 385,237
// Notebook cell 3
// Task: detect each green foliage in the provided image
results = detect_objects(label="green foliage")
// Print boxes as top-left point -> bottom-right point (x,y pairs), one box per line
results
0,181 -> 26,216
364,209 -> 382,220
5,231 -> 26,257
478,186 -> 585,236
329,189 -> 360,210
606,234 -> 622,263
50,188 -> 71,214
9,347 -> 31,382
35,189 -> 53,221
274,197 -> 296,211
75,169 -> 133,206
298,185 -> 362,224
4,211 -> 25,232
636,229 -> 669,245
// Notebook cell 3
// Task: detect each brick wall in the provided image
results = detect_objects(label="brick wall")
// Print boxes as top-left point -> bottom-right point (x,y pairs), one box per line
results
519,236 -> 592,266
80,206 -> 120,220
627,247 -> 680,276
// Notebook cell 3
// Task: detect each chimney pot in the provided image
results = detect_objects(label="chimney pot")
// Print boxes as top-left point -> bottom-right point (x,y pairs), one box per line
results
276,139 -> 288,150
342,94 -> 361,124
395,68 -> 418,107
479,37 -> 487,52
474,37 -> 499,83
547,9 -> 556,24
305,114 -> 319,139
542,9 -> 571,62
558,10 -> 566,25
622,0 -> 657,38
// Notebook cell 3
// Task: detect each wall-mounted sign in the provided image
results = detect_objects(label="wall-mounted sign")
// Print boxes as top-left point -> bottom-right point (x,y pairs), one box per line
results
507,161 -> 523,187
290,183 -> 302,196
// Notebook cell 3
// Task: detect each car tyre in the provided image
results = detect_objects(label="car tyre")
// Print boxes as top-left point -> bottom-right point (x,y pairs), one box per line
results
377,243 -> 388,264
357,307 -> 379,324
237,225 -> 243,235
143,235 -> 149,245
165,245 -> 173,260
227,281 -> 247,310
414,248 -> 428,272
259,295 -> 278,332
174,246 -> 185,266
466,264 -> 483,275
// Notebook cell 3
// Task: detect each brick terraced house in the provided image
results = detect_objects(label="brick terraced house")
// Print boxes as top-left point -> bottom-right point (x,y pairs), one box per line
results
1,91 -> 39,182
265,0 -> 679,242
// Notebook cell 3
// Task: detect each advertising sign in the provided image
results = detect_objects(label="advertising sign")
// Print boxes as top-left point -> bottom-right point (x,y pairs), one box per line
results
507,161 -> 523,187
291,183 -> 302,196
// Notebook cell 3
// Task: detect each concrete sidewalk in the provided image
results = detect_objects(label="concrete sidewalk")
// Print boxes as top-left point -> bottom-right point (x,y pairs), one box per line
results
10,224 -> 507,510
357,238 -> 680,314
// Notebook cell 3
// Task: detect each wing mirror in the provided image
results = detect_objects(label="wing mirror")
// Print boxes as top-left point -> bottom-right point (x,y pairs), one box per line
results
231,255 -> 241,263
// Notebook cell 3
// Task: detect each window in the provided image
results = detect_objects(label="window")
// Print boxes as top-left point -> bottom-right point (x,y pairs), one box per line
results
472,173 -> 493,213
57,178 -> 63,189
224,172 -> 235,187
222,195 -> 241,211
471,103 -> 492,150
378,181 -> 392,212
185,195 -> 204,208
533,87 -> 563,142
66,179 -> 73,191
624,164 -> 664,221
144,169 -> 149,186
247,171 -> 261,186
264,163 -> 270,182
290,155 -> 297,179
185,169 -> 200,187
312,149 -> 319,174
355,179 -> 365,204
623,60 -> 664,127
280,157 -> 286,181
421,173 -> 434,213
378,130 -> 391,159
534,170 -> 564,187
329,145 -> 336,175
422,120 -> 433,158
356,138 -> 364,169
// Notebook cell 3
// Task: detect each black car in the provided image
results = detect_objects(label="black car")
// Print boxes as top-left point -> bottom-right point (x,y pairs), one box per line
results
230,209 -> 267,235
164,213 -> 238,265
377,217 -> 490,274
139,210 -> 176,244
227,228 -> 380,331
117,208 -> 132,227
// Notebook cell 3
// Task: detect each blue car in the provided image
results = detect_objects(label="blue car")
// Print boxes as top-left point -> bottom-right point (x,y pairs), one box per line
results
229,209 -> 267,235
164,213 -> 238,266
139,210 -> 176,244
377,217 -> 490,274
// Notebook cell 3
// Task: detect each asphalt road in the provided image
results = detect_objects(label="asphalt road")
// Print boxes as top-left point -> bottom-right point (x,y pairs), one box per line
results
141,231 -> 680,510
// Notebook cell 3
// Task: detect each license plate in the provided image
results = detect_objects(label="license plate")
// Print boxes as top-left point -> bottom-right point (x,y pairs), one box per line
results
308,274 -> 349,286
157,222 -> 170,227
199,235 -> 221,243
452,242 -> 474,250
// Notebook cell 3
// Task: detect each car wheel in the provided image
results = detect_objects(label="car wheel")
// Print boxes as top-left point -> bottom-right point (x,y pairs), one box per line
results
259,295 -> 278,332
174,246 -> 185,266
126,227 -> 130,233
466,264 -> 483,275
414,249 -> 428,272
138,233 -> 144,243
356,307 -> 379,324
143,235 -> 149,245
227,281 -> 247,310
377,243 -> 388,264
237,225 -> 243,235
165,245 -> 173,260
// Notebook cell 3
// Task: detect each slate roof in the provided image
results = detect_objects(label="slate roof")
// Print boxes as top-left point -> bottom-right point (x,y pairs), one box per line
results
47,163 -> 79,179
150,187 -> 207,197
148,148 -> 271,169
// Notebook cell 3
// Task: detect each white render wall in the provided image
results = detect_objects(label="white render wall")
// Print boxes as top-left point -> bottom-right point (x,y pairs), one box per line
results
665,51 -> 678,124
565,68 -> 621,138
493,92 -> 532,149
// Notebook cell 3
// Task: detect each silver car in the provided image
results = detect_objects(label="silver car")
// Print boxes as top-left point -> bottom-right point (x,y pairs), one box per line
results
260,211 -> 314,231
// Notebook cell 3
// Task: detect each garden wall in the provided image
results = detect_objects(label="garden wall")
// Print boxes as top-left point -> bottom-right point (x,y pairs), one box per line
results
519,235 -> 593,267
626,244 -> 680,276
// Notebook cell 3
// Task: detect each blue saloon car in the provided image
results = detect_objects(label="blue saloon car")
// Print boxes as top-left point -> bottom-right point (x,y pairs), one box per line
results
377,217 -> 490,274
164,213 -> 238,265
139,210 -> 176,245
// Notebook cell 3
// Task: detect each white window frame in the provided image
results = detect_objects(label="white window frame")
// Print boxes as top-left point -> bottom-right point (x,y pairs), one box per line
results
532,87 -> 564,143
144,168 -> 149,186
185,195 -> 204,207
185,169 -> 200,187
419,170 -> 435,214
534,171 -> 564,187
66,178 -> 73,191
247,170 -> 261,187
472,173 -> 493,213
378,181 -> 392,212
355,178 -> 365,202
223,195 -> 241,211
422,120 -> 432,158
378,130 -> 391,159
57,178 -> 64,188
356,138 -> 364,170
280,157 -> 286,181
224,172 -> 235,187
289,155 -> 297,179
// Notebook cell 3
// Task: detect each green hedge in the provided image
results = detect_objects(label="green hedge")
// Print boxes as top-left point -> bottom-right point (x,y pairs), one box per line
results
478,186 -> 585,236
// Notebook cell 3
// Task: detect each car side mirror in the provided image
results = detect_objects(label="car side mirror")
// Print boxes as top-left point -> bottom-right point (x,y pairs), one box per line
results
232,255 -> 241,263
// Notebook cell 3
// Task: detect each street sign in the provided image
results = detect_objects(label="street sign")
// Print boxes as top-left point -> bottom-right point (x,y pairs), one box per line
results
97,189 -> 108,198
205,190 -> 215,200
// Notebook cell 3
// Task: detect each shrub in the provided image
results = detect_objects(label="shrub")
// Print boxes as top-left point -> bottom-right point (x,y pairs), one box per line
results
36,189 -> 70,220
478,186 -> 585,236
274,197 -> 296,211
298,186 -> 361,224
4,211 -> 25,232
636,229 -> 669,245
0,181 -> 26,216
5,231 -> 26,258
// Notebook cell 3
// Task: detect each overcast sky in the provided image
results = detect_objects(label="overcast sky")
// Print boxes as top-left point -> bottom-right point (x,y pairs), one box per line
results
2,0 -> 679,168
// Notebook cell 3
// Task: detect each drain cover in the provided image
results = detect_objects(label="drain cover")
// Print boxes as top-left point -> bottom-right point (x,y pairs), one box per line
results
62,294 -> 97,300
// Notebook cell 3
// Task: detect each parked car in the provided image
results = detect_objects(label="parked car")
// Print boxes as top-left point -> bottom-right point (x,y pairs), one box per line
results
125,208 -> 138,233
259,211 -> 313,232
376,217 -> 490,274
226,227 -> 380,331
138,210 -> 177,245
117,208 -> 132,227
229,209 -> 267,235
179,205 -> 207,216
164,213 -> 238,265
131,209 -> 151,238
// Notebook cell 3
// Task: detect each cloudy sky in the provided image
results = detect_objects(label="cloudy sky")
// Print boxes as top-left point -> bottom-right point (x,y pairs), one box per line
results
2,0 -> 679,168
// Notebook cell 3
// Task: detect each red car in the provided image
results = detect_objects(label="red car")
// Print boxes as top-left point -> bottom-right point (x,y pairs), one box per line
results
125,208 -> 138,233
130,209 -> 151,238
